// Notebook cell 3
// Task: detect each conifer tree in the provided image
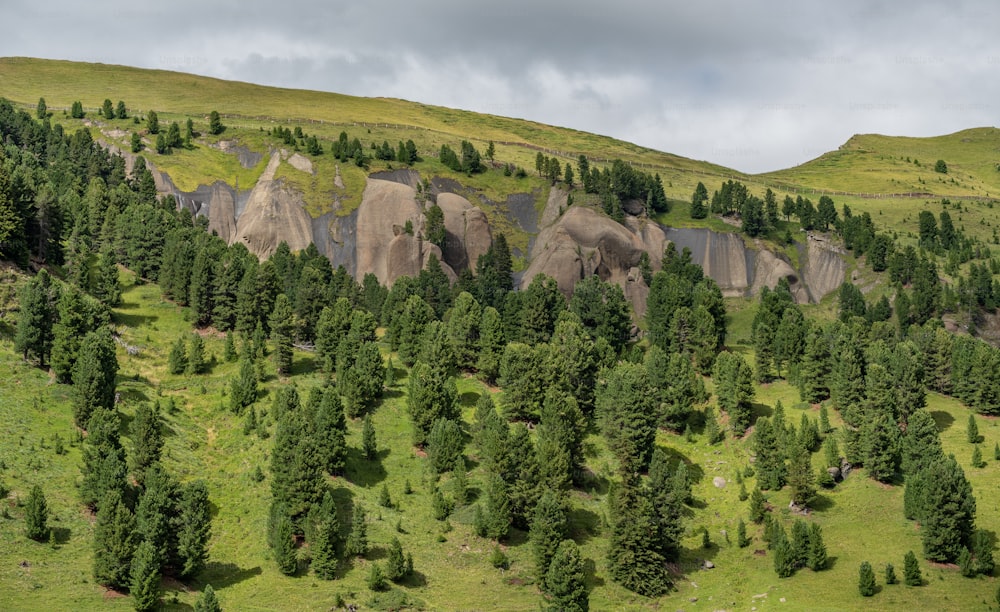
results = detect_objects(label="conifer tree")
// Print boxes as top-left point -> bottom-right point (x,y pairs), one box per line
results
737,518 -> 750,548
972,445 -> 985,468
311,491 -> 340,580
862,408 -> 901,483
80,408 -> 128,509
223,331 -> 237,362
973,529 -> 995,576
967,413 -> 980,443
596,362 -> 657,474
362,413 -> 377,460
72,327 -> 119,428
385,537 -> 408,582
229,357 -> 258,414
268,503 -> 297,575
93,489 -> 137,589
14,269 -> 56,367
476,306 -> 505,384
754,417 -> 785,490
270,389 -> 323,530
903,550 -> 922,585
606,479 -> 670,596
807,523 -> 828,571
536,388 -> 584,489
544,539 -> 588,612
51,286 -> 88,383
194,585 -> 221,612
916,455 -> 976,562
771,524 -> 795,577
269,294 -> 294,375
95,246 -> 122,306
798,325 -> 831,404
406,360 -> 459,446
858,561 -> 876,596
959,547 -> 975,577
174,480 -> 212,580
749,486 -> 767,524
187,334 -> 206,375
647,448 -> 685,561
427,418 -> 464,473
787,445 -> 817,508
135,463 -> 177,566
168,336 -> 188,375
346,504 -> 368,557
530,490 -> 567,589
24,485 -> 48,541
478,472 -> 511,540
884,563 -> 897,584
130,540 -> 161,612
713,351 -> 756,435
312,387 -> 347,474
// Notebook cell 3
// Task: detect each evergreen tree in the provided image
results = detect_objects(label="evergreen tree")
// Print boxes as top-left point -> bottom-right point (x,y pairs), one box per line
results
901,409 -> 942,475
93,489 -> 137,589
130,540 -> 161,612
544,539 -> 588,612
268,503 -> 297,575
134,463 -> 177,567
24,485 -> 48,541
476,306 -> 505,383
959,546 -> 975,577
95,246 -> 122,306
269,294 -> 294,375
367,563 -> 387,591
51,285 -> 92,383
607,479 -> 670,596
754,417 -> 785,490
916,455 -> 976,562
194,585 -> 221,612
858,561 -> 876,596
228,357 -> 258,414
736,518 -> 751,548
531,490 -> 568,589
312,387 -> 347,474
15,269 -> 56,367
807,523 -> 828,571
862,408 -> 901,482
311,491 -> 340,580
362,413 -> 377,460
346,504 -> 368,557
787,446 -> 817,507
174,480 -> 211,579
885,562 -> 897,584
385,537 -> 408,582
223,332 -> 237,362
478,472 -> 511,540
209,111 -> 224,135
130,402 -> 163,486
427,418 -> 464,473
798,325 -> 831,403
72,327 -> 119,428
973,529 -> 995,576
967,413 -> 980,443
406,360 -> 459,446
80,408 -> 128,509
771,525 -> 795,577
903,550 -> 922,585
186,334 -> 206,375
972,445 -> 985,468
596,362 -> 657,474
270,389 -> 324,530
713,351 -> 756,435
168,336 -> 188,374
749,486 -> 767,524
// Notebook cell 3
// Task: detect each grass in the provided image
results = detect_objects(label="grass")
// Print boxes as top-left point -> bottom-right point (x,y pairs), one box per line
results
2,269 -> 1000,611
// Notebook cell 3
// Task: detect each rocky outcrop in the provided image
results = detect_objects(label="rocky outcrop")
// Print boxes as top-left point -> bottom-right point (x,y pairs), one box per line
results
802,234 -> 848,302
233,153 -> 314,259
665,228 -> 753,297
521,206 -> 667,314
436,193 -> 492,274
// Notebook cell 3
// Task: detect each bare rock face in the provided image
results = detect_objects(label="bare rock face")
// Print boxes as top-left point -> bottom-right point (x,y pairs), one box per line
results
751,248 -> 810,303
385,233 -> 457,285
666,228 -> 752,296
436,193 -> 492,274
802,234 -> 848,302
521,206 -> 666,315
235,154 -> 314,259
355,179 -> 425,285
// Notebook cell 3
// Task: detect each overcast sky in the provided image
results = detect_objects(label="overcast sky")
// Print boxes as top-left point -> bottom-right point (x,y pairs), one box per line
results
4,0 -> 998,173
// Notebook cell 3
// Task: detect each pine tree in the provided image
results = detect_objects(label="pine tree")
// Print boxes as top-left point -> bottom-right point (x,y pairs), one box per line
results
194,585 -> 221,612
753,417 -> 785,490
168,336 -> 187,375
819,405 -> 832,433
544,539 -> 588,612
72,328 -> 119,428
346,504 -> 368,557
858,561 -> 876,596
798,325 -> 831,404
187,334 -> 206,375
270,294 -> 294,375
427,418 -> 464,474
862,408 -> 901,483
973,529 -> 995,576
606,479 -> 670,597
807,523 -> 828,571
14,269 -> 56,367
967,413 -> 980,443
972,445 -> 985,468
901,409 -> 942,475
737,518 -> 750,548
385,537 -> 407,582
478,472 -> 511,540
223,332 -> 237,362
24,485 -> 48,541
406,360 -> 459,446
367,563 -> 387,591
476,306 -> 506,383
596,363 -> 657,474
917,455 -> 976,562
130,540 -> 161,612
80,408 -> 128,509
713,351 -> 756,435
885,563 -> 897,585
175,480 -> 212,579
231,357 -> 259,414
772,525 -> 795,578
93,490 -> 137,589
362,414 -> 377,460
959,546 -> 975,577
312,387 -> 347,474
134,463 -> 177,566
51,285 -> 91,384
749,486 -> 767,524
268,503 -> 297,575
787,446 -> 817,508
311,492 -> 340,579
903,550 -> 922,586
531,490 -> 568,589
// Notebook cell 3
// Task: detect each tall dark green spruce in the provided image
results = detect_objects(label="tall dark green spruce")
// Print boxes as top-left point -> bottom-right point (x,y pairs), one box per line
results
72,327 -> 119,428
544,539 -> 588,611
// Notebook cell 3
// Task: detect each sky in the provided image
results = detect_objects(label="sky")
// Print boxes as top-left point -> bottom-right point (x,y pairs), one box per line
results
3,0 -> 998,173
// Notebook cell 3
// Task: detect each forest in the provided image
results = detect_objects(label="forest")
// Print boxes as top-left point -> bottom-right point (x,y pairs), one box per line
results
3,93 -> 1000,611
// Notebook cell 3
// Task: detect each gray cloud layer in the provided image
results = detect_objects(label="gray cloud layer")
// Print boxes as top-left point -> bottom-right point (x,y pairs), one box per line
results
4,0 -> 998,172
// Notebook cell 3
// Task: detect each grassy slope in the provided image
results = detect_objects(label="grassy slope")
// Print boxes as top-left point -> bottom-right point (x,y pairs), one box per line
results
1,273 -> 1000,610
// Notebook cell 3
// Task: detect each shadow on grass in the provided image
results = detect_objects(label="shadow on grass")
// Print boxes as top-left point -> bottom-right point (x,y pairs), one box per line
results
199,562 -> 262,589
400,569 -> 428,587
346,447 -> 389,487
930,410 -> 955,432
658,446 -> 704,485
568,507 -> 601,544
825,555 -> 839,570
290,356 -> 316,377
577,469 -> 610,496
811,493 -> 836,512
583,557 -> 605,589
751,402 -> 774,422
51,526 -> 72,545
459,391 -> 481,408
112,309 -> 158,329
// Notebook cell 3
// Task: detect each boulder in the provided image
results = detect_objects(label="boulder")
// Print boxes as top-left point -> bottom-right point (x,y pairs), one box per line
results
354,179 -> 424,285
827,466 -> 842,482
436,193 -> 492,274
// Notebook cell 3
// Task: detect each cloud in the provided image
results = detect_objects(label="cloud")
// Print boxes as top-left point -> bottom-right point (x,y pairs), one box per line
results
2,0 -> 999,172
